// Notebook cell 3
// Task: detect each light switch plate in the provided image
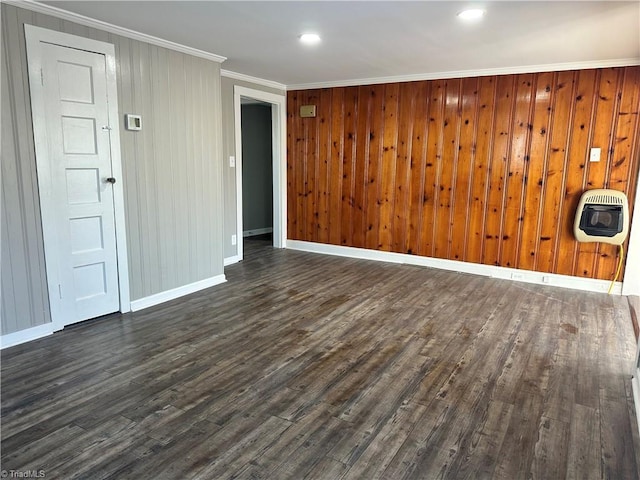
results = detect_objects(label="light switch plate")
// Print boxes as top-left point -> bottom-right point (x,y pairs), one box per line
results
230,156 -> 236,167
589,147 -> 601,162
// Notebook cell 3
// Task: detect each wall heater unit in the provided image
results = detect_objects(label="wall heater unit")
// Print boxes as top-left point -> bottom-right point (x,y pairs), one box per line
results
574,189 -> 629,245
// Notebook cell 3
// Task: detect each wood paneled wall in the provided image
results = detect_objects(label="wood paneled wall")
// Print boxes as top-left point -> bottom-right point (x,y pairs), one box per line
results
287,67 -> 640,280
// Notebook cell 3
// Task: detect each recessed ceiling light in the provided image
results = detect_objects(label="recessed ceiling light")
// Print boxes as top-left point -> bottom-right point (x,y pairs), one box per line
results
299,33 -> 321,44
457,9 -> 485,20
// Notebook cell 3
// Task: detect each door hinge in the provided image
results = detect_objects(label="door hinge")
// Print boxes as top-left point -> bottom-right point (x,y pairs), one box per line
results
40,68 -> 44,86
58,284 -> 62,299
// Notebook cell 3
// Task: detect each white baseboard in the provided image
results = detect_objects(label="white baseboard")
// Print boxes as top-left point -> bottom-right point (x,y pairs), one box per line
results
2,275 -> 228,348
130,274 -> 227,312
285,240 -> 622,295
243,227 -> 273,237
1,323 -> 55,350
224,255 -> 241,266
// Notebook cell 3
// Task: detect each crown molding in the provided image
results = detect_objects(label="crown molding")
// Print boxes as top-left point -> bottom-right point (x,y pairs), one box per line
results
4,0 -> 227,63
221,69 -> 286,91
287,58 -> 640,90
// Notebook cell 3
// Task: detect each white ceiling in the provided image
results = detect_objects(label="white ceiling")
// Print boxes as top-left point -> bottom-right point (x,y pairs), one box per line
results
40,1 -> 640,88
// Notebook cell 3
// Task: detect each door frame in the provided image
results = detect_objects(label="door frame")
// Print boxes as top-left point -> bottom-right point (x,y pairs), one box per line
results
233,86 -> 287,261
25,25 -> 130,330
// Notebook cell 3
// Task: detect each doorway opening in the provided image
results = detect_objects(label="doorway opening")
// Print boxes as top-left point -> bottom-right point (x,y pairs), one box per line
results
233,86 -> 287,263
241,99 -> 274,254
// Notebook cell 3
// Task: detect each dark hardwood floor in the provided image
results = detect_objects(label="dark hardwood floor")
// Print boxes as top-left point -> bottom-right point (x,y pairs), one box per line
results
2,237 -> 639,479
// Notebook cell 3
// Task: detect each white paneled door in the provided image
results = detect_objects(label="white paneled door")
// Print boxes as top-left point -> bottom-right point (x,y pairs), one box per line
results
35,41 -> 120,326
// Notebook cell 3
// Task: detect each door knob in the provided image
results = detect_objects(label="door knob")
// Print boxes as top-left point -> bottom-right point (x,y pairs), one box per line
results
106,177 -> 116,184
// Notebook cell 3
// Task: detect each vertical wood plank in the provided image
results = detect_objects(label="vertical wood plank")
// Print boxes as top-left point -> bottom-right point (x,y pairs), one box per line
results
518,72 -> 554,272
405,82 -> 430,255
451,77 -> 479,262
465,76 -> 496,265
500,74 -> 534,269
576,69 -> 620,278
434,79 -> 462,260
329,88 -> 345,246
154,46 -> 172,287
191,56 -> 205,280
305,91 -> 320,242
365,85 -> 384,250
294,91 -> 307,241
185,56 -> 198,281
294,91 -> 306,241
483,75 -> 515,267
596,67 -> 634,279
171,51 -> 190,284
340,87 -> 358,246
316,89 -> 332,244
378,83 -> 400,251
536,71 -> 575,274
286,91 -> 299,240
133,40 -> 152,291
391,83 -> 416,254
352,86 -> 371,249
555,70 -> 597,276
418,80 -> 445,257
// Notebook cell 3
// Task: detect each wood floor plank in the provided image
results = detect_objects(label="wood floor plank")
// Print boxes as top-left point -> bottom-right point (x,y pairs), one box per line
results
1,235 -> 638,479
0,423 -> 87,472
340,401 -> 430,480
100,419 -> 222,479
575,298 -> 602,409
447,399 -> 514,480
530,416 -> 571,480
226,399 -> 338,478
267,415 -> 352,479
41,415 -> 146,478
190,415 -> 293,479
492,391 -> 546,480
565,404 -> 602,480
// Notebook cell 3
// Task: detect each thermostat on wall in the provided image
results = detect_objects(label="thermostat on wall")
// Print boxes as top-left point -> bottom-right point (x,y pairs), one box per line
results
125,114 -> 142,131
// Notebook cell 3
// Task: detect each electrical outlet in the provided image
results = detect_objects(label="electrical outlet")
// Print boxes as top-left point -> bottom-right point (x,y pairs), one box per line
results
511,273 -> 524,281
589,148 -> 601,162
231,234 -> 237,245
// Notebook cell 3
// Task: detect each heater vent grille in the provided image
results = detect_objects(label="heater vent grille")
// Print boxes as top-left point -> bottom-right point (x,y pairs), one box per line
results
574,189 -> 629,245
584,194 -> 624,206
